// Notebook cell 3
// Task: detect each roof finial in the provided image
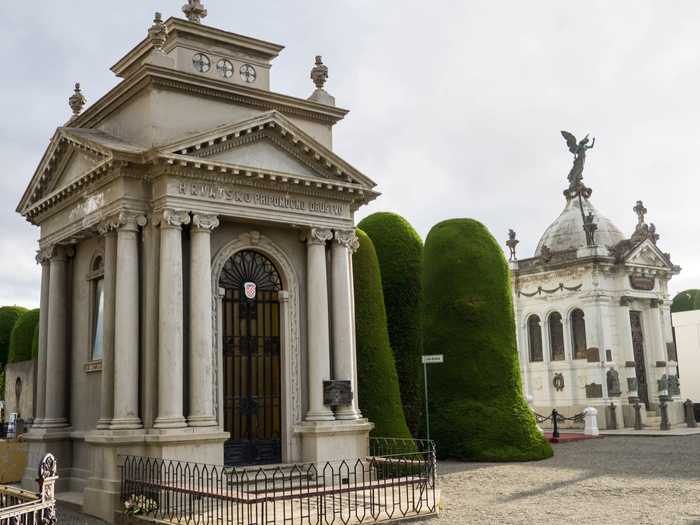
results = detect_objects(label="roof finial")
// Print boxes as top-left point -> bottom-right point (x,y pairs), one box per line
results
506,229 -> 519,261
631,200 -> 659,244
311,56 -> 328,90
148,12 -> 167,50
182,0 -> 207,23
633,200 -> 647,227
561,130 -> 595,200
68,83 -> 86,120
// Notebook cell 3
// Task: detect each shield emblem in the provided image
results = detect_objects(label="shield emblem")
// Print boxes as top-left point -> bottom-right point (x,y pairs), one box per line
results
244,282 -> 257,300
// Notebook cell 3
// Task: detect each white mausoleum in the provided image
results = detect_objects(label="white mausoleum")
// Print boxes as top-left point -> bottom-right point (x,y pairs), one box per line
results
16,5 -> 376,521
509,141 -> 685,430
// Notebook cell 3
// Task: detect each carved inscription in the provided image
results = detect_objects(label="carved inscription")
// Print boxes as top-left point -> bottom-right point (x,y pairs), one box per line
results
177,181 -> 347,217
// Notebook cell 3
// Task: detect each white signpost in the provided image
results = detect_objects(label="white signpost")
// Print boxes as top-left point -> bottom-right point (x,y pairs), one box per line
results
421,355 -> 444,441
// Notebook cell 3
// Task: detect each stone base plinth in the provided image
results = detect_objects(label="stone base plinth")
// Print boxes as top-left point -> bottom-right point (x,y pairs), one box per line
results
294,419 -> 373,464
20,428 -> 72,492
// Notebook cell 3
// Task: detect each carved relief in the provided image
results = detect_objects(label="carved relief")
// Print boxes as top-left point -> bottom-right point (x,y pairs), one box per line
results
307,227 -> 333,245
156,209 -> 190,228
192,213 -> 220,231
334,229 -> 357,248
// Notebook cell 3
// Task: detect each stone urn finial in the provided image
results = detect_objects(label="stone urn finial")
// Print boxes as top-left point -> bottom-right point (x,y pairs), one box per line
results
148,12 -> 167,50
310,55 -> 329,90
182,0 -> 207,23
68,83 -> 86,120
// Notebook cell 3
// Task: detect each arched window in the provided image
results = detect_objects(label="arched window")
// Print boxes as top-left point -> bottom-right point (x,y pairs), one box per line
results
571,308 -> 587,359
527,315 -> 543,362
88,253 -> 105,361
549,312 -> 565,361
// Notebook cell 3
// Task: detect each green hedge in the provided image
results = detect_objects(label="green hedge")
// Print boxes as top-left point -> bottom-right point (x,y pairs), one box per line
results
8,309 -> 40,363
422,219 -> 552,461
0,306 -> 28,366
353,229 -> 412,439
671,290 -> 700,313
359,212 -> 424,436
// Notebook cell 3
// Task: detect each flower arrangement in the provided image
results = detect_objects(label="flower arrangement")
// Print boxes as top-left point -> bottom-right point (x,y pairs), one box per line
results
123,494 -> 158,516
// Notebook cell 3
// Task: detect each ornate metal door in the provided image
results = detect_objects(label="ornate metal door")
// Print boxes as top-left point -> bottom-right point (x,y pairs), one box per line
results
629,311 -> 649,408
220,250 -> 282,465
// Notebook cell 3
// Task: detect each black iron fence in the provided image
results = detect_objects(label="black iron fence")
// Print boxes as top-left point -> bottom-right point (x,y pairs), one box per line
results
119,437 -> 437,525
0,453 -> 58,525
534,409 -> 585,439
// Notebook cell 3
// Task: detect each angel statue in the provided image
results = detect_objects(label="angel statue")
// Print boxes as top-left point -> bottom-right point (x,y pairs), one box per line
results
561,131 -> 595,191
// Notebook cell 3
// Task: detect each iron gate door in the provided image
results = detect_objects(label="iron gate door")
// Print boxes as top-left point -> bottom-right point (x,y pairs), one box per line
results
220,250 -> 282,466
629,311 -> 649,408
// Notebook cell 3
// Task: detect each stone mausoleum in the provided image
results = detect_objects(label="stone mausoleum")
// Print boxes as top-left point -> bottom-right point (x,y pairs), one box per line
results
16,4 -> 376,520
509,133 -> 684,430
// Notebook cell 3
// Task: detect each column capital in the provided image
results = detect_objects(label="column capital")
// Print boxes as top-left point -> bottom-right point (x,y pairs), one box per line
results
154,209 -> 191,229
307,227 -> 333,246
334,229 -> 359,251
192,213 -> 220,232
35,246 -> 54,265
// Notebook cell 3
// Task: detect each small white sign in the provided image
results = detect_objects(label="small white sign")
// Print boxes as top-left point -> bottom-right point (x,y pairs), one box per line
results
422,354 -> 444,364
244,282 -> 257,300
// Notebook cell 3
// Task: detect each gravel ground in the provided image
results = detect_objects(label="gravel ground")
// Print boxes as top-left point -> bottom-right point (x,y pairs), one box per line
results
415,436 -> 700,525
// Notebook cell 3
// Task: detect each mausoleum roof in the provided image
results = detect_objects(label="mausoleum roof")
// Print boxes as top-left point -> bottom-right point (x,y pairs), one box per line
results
535,195 -> 625,256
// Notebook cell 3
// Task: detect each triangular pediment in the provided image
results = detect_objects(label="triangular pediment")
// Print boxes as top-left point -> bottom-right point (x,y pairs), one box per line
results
160,111 -> 376,189
17,127 -> 147,217
623,239 -> 673,270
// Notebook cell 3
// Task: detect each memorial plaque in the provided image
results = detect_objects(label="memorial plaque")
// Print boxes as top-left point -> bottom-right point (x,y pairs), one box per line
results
629,275 -> 655,291
586,347 -> 600,363
323,380 -> 353,406
666,342 -> 678,362
627,377 -> 638,392
585,383 -> 603,399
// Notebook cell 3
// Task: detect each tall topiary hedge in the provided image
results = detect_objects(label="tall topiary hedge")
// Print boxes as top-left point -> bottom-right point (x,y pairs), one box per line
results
672,290 -> 700,313
353,229 -> 412,439
8,309 -> 40,363
423,219 -> 552,461
358,212 -> 424,436
0,306 -> 27,366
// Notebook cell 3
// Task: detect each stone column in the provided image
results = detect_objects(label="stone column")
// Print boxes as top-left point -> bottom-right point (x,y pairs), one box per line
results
331,230 -> 362,420
96,221 -> 117,429
43,246 -> 69,428
111,213 -> 145,430
188,213 -> 219,428
154,209 -> 190,429
33,250 -> 51,426
305,227 -> 335,421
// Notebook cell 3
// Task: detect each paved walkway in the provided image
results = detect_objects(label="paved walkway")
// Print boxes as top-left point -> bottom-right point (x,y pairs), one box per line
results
415,435 -> 700,525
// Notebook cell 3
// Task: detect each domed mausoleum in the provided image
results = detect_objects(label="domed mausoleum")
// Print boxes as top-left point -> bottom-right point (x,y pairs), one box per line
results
508,133 -> 684,431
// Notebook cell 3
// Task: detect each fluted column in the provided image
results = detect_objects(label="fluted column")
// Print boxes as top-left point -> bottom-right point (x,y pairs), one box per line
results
154,209 -> 190,429
111,212 -> 145,430
305,227 -> 335,421
33,249 -> 51,426
331,230 -> 362,420
43,246 -> 69,428
188,213 -> 219,428
96,220 -> 118,429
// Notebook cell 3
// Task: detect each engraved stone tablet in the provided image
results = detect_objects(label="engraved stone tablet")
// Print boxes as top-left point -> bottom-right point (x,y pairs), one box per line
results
323,380 -> 353,406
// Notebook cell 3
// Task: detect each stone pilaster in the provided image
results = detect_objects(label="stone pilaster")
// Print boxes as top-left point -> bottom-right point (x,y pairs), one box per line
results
305,227 -> 335,421
188,213 -> 219,428
96,218 -> 118,429
33,249 -> 51,426
154,209 -> 190,429
331,229 -> 361,420
111,212 -> 146,430
43,246 -> 69,428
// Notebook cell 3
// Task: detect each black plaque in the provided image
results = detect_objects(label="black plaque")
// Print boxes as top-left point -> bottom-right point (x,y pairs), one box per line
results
629,275 -> 655,291
585,383 -> 603,399
586,347 -> 600,363
323,380 -> 353,406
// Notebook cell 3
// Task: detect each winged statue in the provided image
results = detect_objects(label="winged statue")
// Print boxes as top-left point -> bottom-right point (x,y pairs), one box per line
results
561,130 -> 595,190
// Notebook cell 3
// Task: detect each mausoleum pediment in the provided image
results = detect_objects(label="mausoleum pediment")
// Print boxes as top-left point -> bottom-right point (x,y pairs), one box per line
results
622,239 -> 674,271
161,111 -> 376,189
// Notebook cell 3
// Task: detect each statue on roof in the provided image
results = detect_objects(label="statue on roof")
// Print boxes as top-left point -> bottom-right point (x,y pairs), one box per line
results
506,229 -> 519,261
561,131 -> 595,195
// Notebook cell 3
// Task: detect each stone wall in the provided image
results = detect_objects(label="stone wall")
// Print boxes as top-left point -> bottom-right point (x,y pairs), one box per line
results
0,440 -> 28,483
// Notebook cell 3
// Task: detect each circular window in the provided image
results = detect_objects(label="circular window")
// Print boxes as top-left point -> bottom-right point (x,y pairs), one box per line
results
240,64 -> 257,83
216,59 -> 234,79
192,53 -> 211,73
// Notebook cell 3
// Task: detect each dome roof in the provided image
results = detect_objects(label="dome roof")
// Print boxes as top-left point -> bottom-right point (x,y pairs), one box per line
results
535,196 -> 625,256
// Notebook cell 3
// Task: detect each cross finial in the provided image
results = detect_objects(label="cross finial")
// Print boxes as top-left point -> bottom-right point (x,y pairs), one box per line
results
310,56 -> 328,90
68,83 -> 86,119
633,200 -> 647,227
182,0 -> 207,23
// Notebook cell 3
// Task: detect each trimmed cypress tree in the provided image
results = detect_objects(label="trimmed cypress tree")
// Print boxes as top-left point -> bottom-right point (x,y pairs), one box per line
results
359,212 -> 423,435
353,229 -> 412,439
8,309 -> 40,363
0,306 -> 27,366
672,290 -> 700,313
423,219 -> 552,461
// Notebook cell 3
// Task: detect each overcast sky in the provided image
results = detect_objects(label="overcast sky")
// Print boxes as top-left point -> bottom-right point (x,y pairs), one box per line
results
1,1 -> 698,308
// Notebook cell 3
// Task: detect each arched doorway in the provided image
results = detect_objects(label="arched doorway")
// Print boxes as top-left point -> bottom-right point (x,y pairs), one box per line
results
219,250 -> 282,465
